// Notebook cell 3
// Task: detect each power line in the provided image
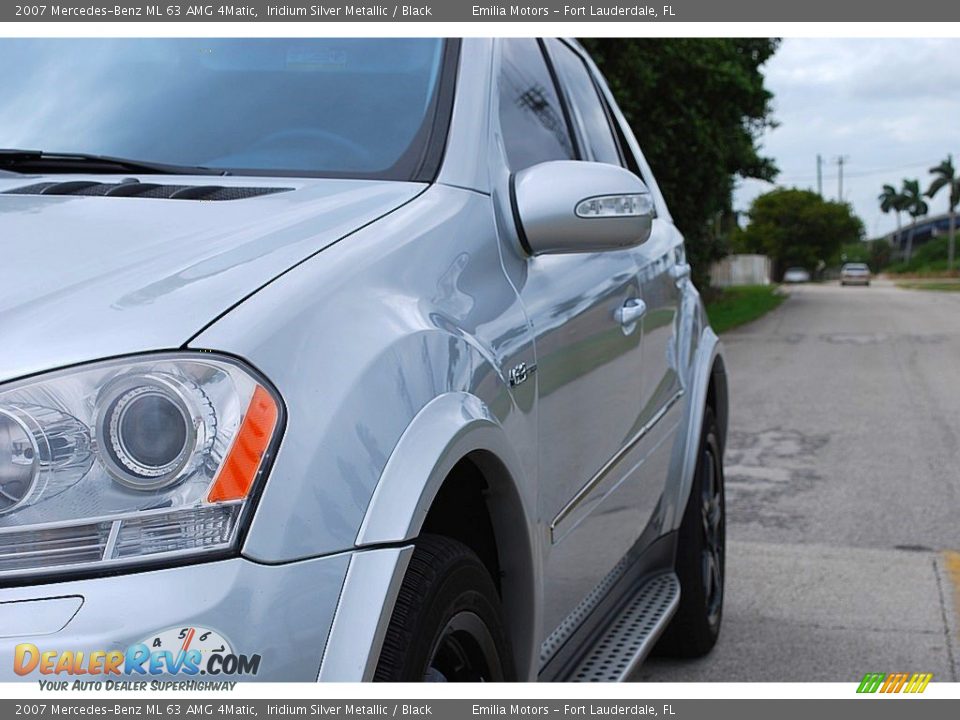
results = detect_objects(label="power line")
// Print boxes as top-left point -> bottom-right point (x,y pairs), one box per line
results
777,158 -> 941,184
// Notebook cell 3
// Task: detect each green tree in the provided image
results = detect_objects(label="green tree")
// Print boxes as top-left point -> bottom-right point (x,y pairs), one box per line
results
926,155 -> 959,270
580,38 -> 779,287
901,178 -> 929,262
878,184 -> 907,250
738,188 -> 865,279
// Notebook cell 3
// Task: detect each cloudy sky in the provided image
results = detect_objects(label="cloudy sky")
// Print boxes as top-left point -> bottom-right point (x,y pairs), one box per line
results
733,38 -> 960,239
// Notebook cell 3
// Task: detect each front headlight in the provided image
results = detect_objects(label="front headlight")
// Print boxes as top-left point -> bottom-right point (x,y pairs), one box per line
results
0,353 -> 282,581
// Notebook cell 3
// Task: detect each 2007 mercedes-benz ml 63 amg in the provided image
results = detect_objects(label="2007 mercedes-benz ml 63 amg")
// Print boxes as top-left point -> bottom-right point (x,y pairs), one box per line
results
0,38 -> 728,682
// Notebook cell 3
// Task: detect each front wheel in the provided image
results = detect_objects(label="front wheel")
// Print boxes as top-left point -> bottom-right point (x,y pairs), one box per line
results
655,407 -> 725,657
374,534 -> 514,681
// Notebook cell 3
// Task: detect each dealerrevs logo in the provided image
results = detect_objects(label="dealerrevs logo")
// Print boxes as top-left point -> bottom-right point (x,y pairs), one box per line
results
14,626 -> 261,677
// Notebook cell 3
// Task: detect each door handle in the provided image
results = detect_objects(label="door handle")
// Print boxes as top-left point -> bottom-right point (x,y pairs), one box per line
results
670,263 -> 692,283
616,297 -> 647,327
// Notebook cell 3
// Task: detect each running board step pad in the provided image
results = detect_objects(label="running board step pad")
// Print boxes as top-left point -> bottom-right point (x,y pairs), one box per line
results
570,573 -> 680,682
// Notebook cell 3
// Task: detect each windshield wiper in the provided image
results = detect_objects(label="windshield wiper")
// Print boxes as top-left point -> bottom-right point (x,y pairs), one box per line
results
0,149 -> 229,176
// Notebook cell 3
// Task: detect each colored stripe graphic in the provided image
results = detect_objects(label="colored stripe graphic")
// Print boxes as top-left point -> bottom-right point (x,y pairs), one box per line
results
857,673 -> 885,693
904,673 -> 933,693
880,673 -> 908,693
857,672 -> 932,694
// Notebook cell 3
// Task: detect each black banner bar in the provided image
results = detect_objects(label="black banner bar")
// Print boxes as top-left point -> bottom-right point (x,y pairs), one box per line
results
4,699 -> 959,720
2,0 -> 959,22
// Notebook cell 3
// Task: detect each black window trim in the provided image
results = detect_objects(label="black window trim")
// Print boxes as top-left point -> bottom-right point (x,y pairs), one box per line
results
549,38 -> 626,168
411,38 -> 461,183
534,38 -> 584,162
494,37 -> 584,172
600,89 -> 652,194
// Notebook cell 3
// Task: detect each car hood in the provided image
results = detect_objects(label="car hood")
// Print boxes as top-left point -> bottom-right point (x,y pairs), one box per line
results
0,173 -> 425,382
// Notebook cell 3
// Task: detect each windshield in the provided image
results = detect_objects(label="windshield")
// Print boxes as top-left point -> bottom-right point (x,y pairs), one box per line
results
0,38 -> 448,179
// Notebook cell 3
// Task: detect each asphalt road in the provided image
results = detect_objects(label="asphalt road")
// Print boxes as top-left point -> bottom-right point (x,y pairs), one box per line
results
638,279 -> 960,682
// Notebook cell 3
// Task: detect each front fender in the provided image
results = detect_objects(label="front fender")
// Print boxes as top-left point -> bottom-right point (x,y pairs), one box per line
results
192,184 -> 535,562
322,391 -> 541,681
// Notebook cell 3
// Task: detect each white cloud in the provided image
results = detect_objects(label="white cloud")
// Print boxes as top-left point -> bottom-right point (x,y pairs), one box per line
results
734,38 -> 960,238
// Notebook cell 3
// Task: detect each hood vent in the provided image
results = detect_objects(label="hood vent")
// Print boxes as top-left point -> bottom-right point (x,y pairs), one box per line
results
3,180 -> 292,201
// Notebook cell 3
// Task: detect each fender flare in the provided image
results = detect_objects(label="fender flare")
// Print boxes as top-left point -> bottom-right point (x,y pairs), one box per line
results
356,391 -> 532,547
321,391 -> 541,681
664,327 -> 727,533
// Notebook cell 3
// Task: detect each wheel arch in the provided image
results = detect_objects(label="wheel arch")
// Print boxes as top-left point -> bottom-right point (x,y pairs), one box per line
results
707,352 -> 729,453
665,327 -> 728,533
349,391 -> 541,681
421,449 -> 540,681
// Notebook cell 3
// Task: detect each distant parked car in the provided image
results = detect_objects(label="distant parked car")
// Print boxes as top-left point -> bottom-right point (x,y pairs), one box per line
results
840,262 -> 871,286
783,267 -> 811,283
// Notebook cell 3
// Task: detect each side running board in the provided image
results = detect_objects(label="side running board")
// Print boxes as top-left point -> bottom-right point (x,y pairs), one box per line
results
568,573 -> 680,682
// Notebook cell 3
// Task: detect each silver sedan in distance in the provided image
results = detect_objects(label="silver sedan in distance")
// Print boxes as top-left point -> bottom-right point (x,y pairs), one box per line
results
840,262 -> 871,286
0,38 -> 728,682
783,267 -> 811,283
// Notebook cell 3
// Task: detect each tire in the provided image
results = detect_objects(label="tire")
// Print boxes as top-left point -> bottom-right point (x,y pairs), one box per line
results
374,534 -> 514,681
655,407 -> 725,658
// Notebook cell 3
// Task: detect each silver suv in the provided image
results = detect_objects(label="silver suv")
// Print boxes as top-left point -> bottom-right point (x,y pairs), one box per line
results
0,38 -> 728,682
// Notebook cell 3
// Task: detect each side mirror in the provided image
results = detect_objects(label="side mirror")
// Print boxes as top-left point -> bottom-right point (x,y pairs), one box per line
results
511,160 -> 654,255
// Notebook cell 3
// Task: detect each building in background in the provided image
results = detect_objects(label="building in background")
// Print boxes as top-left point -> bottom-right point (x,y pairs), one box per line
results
710,254 -> 773,287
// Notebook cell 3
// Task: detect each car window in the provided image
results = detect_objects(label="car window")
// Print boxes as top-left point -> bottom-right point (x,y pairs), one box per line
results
498,39 -> 576,171
546,40 -> 623,167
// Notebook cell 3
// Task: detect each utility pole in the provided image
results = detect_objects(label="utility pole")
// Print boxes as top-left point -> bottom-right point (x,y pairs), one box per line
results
834,155 -> 850,201
816,154 -> 822,197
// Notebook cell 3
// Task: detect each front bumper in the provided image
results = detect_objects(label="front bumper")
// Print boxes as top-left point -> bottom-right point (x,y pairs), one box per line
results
0,552 -> 352,682
841,276 -> 870,284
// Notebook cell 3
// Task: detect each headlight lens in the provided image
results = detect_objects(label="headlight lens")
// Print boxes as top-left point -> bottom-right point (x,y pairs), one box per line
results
0,354 -> 281,580
0,410 -> 40,514
98,373 -> 210,491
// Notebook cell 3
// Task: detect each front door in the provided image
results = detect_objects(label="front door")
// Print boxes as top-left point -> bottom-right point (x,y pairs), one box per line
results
492,38 -> 653,643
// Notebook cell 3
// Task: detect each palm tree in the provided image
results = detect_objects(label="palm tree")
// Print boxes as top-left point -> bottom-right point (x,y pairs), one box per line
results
878,184 -> 907,251
901,178 -> 929,263
926,155 -> 959,271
